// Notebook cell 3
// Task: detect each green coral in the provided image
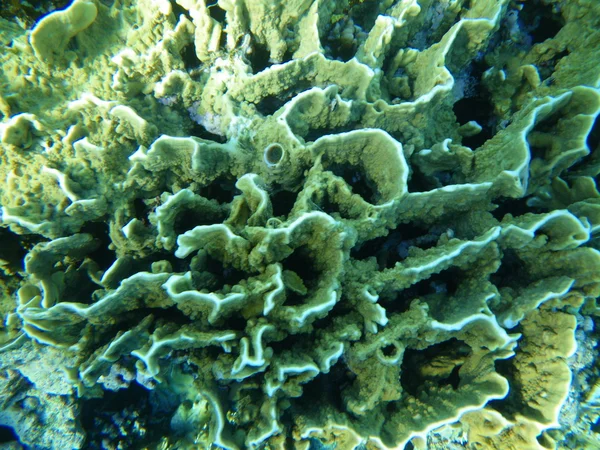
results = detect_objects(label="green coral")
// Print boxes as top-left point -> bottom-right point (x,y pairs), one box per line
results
0,0 -> 600,449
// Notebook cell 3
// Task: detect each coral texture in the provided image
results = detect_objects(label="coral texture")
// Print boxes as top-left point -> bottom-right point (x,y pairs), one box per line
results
0,0 -> 599,449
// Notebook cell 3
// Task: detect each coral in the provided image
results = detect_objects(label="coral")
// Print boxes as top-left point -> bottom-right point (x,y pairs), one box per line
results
0,0 -> 600,448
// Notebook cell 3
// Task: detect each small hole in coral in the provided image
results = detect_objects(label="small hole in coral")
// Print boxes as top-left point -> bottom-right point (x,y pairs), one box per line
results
372,101 -> 385,113
452,58 -> 495,149
491,195 -> 540,221
587,114 -> 600,153
0,425 -> 18,444
198,176 -> 238,204
299,363 -> 352,413
253,80 -> 313,116
180,43 -> 199,70
313,191 -> 345,218
284,290 -> 305,306
0,227 -> 29,272
488,354 -> 526,420
386,401 -> 398,414
173,206 -> 226,236
133,197 -> 152,224
528,144 -> 547,160
189,121 -> 226,143
80,220 -> 115,272
207,0 -> 226,24
407,165 -> 438,193
439,364 -> 462,389
400,339 -> 469,397
264,143 -> 284,167
281,245 -> 319,306
569,114 -> 600,174
324,161 -> 379,204
381,344 -> 397,357
194,254 -> 246,293
303,123 -> 358,143
453,96 -> 494,149
490,248 -> 529,289
271,186 -> 297,218
248,40 -> 271,74
351,222 -> 444,268
538,49 -> 569,81
591,418 -> 600,434
536,432 -> 554,447
519,0 -> 564,44
255,95 -> 285,116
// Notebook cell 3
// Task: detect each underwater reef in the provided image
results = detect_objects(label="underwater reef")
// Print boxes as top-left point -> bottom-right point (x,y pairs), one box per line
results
0,0 -> 600,448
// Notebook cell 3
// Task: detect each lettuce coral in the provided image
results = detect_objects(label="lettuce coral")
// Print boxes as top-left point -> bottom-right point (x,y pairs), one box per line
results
0,0 -> 599,449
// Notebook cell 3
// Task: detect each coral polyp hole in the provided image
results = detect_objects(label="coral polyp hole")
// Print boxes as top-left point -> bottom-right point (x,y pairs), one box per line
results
381,344 -> 397,357
373,101 -> 386,114
264,143 -> 285,167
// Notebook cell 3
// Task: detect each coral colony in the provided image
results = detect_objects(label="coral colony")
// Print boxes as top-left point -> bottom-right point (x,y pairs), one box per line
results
0,0 -> 600,449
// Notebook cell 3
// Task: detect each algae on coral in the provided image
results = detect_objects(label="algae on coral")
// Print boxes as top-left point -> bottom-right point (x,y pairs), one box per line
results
1,0 -> 600,448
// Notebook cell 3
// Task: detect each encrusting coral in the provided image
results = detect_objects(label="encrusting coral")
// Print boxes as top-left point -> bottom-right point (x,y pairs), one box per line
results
0,0 -> 599,449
